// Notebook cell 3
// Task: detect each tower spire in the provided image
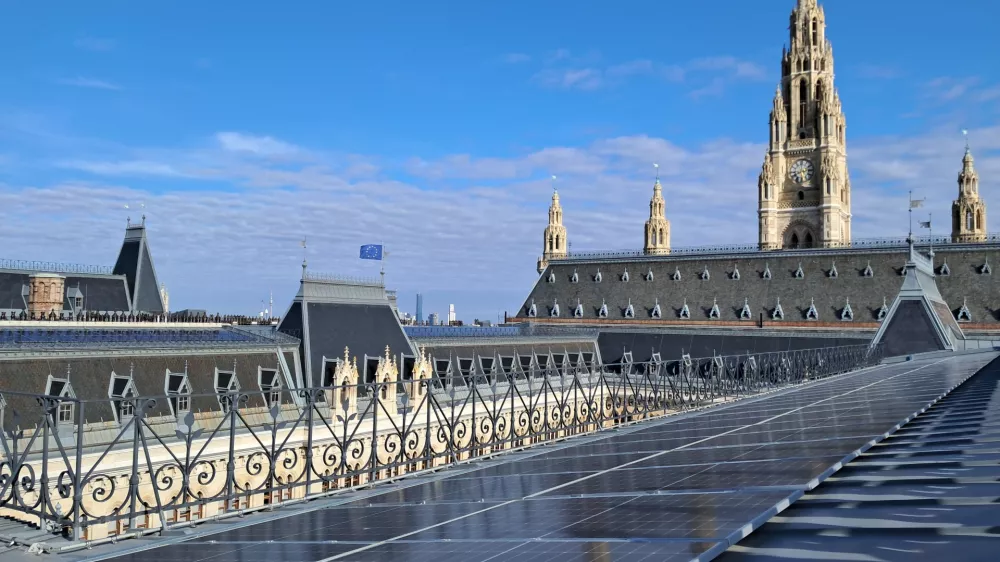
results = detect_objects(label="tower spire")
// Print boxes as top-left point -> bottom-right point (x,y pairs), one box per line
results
538,177 -> 568,274
952,131 -> 986,243
644,164 -> 671,255
759,0 -> 850,251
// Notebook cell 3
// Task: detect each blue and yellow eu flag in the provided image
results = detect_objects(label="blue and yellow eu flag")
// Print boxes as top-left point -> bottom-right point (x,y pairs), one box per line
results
359,244 -> 383,260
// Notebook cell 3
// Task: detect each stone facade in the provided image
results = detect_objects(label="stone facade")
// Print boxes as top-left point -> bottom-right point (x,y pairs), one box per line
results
537,190 -> 568,274
952,145 -> 987,243
644,177 -> 671,255
758,0 -> 851,250
27,273 -> 65,318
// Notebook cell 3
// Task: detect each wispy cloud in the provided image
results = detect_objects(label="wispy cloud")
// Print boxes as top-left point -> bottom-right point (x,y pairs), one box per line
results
525,49 -> 765,94
74,36 -> 116,52
216,132 -> 301,157
56,76 -> 121,90
4,120 -> 998,320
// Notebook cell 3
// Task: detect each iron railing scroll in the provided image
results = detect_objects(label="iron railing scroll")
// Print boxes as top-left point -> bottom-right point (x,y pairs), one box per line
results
0,343 -> 882,549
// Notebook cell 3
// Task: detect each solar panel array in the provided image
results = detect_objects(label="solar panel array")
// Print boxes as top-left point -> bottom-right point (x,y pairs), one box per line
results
720,355 -> 1000,562
97,352 -> 997,562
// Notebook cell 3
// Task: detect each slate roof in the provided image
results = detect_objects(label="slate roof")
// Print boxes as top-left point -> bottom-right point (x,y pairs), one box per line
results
277,272 -> 415,387
0,271 -> 131,314
520,243 -> 1000,326
112,222 -> 165,314
0,351 -> 289,431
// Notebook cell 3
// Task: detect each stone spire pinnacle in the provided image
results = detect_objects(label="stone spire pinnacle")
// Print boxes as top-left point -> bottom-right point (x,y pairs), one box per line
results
538,179 -> 568,274
644,164 -> 671,255
952,133 -> 986,243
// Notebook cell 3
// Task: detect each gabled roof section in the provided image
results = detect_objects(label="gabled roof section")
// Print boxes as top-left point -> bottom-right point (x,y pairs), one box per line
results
872,243 -> 964,357
112,218 -> 164,314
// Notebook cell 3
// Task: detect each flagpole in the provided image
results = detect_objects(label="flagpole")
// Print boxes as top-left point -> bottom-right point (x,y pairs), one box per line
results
928,212 -> 934,258
908,190 -> 913,243
380,239 -> 385,287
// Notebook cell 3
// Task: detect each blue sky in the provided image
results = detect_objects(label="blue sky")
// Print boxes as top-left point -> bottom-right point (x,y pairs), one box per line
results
0,0 -> 998,322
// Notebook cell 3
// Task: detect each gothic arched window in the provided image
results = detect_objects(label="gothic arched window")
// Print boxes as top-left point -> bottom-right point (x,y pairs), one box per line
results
811,19 -> 818,45
826,177 -> 831,195
799,79 -> 808,127
967,210 -> 974,231
790,233 -> 800,249
797,191 -> 805,201
805,232 -> 814,248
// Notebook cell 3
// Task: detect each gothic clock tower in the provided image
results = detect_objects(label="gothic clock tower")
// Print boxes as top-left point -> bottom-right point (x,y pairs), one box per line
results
758,0 -> 851,250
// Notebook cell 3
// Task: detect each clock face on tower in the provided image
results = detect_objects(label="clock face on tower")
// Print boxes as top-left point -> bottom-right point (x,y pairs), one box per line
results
789,159 -> 814,184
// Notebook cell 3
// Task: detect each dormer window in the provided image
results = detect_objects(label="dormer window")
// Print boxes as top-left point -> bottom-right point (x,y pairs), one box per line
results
527,300 -> 537,318
739,298 -> 752,320
165,369 -> 192,414
980,259 -> 991,275
957,298 -> 972,322
805,298 -> 819,321
594,270 -> 602,283
794,263 -> 804,279
938,262 -> 950,276
731,265 -> 740,280
671,267 -> 681,281
598,301 -> 608,318
651,300 -> 662,319
570,270 -> 579,283
621,269 -> 630,283
772,299 -> 784,320
876,298 -> 889,321
624,301 -> 635,319
46,376 -> 76,424
573,301 -> 583,318
546,272 -> 555,283
215,369 -> 240,413
708,298 -> 721,319
828,262 -> 838,278
108,371 -> 139,423
862,261 -> 873,278
645,268 -> 654,281
679,300 -> 690,319
762,263 -> 772,280
840,298 -> 853,321
259,368 -> 282,408
550,300 -> 560,318
700,266 -> 710,280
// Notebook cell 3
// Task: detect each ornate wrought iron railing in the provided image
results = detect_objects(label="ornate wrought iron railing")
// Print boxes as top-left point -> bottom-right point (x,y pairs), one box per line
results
404,324 -> 599,340
0,343 -> 881,549
302,271 -> 384,286
0,260 -> 114,275
557,232 -> 1000,261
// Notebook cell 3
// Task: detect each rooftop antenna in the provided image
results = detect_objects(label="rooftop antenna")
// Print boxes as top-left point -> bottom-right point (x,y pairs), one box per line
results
300,237 -> 308,279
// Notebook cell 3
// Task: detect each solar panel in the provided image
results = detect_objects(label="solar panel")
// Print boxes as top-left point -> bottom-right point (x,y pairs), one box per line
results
98,352 -> 998,562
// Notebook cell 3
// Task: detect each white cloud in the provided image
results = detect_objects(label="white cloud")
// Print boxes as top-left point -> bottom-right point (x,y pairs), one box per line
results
56,77 -> 121,90
215,132 -> 300,156
3,122 -> 998,321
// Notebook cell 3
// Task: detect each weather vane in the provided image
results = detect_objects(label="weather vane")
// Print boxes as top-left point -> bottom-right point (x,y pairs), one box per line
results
962,129 -> 970,152
654,163 -> 660,182
551,175 -> 557,193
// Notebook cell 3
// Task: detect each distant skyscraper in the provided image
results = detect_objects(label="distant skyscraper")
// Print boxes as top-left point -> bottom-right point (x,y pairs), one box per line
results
429,312 -> 439,326
448,304 -> 456,324
416,293 -> 424,325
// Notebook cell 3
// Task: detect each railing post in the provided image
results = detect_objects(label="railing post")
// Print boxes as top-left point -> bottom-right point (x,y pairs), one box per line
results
370,381 -> 378,484
71,400 -> 85,540
303,389 -> 315,498
38,400 -> 51,532
127,404 -> 142,531
225,393 -> 238,511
